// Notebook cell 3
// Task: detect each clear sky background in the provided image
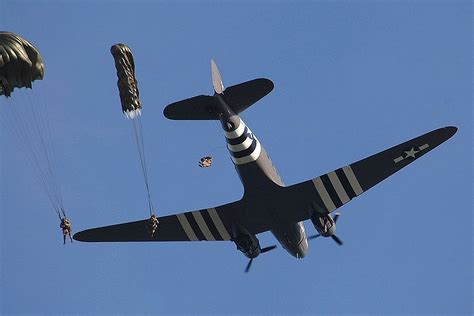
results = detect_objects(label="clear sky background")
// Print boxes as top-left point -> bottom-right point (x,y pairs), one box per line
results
1,1 -> 472,315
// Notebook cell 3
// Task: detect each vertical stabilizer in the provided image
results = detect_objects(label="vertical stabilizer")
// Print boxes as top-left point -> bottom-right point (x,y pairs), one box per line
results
211,59 -> 225,94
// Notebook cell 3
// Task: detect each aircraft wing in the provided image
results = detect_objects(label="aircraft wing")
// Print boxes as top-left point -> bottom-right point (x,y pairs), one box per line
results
73,199 -> 273,242
74,126 -> 456,243
280,126 -> 457,221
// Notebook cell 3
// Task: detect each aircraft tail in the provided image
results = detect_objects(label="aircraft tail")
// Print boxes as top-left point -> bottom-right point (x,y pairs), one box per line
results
163,60 -> 274,120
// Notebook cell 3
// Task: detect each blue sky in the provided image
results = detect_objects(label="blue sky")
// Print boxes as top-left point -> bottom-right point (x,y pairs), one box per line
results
1,1 -> 472,315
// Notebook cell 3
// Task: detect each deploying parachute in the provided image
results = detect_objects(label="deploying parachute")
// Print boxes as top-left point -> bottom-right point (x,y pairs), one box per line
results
0,31 -> 44,97
110,44 -> 142,119
111,43 -> 156,219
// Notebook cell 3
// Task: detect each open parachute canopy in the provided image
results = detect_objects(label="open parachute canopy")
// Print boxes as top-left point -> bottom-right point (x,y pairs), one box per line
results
0,32 -> 44,97
111,43 -> 142,119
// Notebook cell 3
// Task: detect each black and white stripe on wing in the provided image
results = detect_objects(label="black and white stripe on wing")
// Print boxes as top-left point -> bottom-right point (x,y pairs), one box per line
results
225,119 -> 261,165
311,165 -> 364,212
176,208 -> 232,241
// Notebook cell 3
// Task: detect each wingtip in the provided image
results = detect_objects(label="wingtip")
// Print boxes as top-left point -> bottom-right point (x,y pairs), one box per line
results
163,105 -> 173,120
444,126 -> 458,138
73,230 -> 89,242
72,232 -> 82,242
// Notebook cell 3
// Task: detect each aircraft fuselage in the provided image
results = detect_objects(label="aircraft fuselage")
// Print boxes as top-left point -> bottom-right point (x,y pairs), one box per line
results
218,95 -> 308,258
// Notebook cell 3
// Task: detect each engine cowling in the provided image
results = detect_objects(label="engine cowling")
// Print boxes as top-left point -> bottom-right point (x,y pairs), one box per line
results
233,232 -> 261,259
311,214 -> 336,237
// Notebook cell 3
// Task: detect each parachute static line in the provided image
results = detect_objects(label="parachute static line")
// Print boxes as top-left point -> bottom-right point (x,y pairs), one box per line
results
111,43 -> 154,216
1,32 -> 67,220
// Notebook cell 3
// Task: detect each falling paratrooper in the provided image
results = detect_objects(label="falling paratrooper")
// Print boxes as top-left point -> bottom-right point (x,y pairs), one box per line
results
199,156 -> 213,168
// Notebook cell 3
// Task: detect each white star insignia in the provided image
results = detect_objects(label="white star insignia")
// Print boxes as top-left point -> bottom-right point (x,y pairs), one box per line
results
404,147 -> 419,159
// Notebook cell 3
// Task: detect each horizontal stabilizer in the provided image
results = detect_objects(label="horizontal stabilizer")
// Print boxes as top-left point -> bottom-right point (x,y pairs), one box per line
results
163,78 -> 274,120
223,78 -> 274,114
164,95 -> 219,120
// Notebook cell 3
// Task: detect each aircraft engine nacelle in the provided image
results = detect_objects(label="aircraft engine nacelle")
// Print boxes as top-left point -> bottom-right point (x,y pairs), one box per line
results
311,214 -> 336,237
233,232 -> 261,259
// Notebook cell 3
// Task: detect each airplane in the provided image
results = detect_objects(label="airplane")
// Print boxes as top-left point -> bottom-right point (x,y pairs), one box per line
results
74,60 -> 457,272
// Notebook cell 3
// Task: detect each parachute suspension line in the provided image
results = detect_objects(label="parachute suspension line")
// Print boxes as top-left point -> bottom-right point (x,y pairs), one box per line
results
0,32 -> 64,220
1,91 -> 64,219
32,87 -> 65,211
132,116 -> 154,216
2,96 -> 60,217
26,89 -> 64,211
22,90 -> 64,218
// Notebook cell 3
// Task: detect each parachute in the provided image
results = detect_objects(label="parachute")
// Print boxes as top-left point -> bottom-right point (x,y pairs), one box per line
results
111,43 -> 155,217
0,31 -> 44,97
110,44 -> 142,119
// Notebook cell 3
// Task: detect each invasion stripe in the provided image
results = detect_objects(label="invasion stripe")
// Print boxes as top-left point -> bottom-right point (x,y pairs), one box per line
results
320,174 -> 343,208
176,213 -> 198,241
227,137 -> 253,152
192,211 -> 215,241
207,208 -> 231,240
327,171 -> 350,204
226,126 -> 248,145
312,177 -> 336,212
419,144 -> 429,151
342,165 -> 363,196
185,212 -> 206,240
230,139 -> 257,158
393,156 -> 404,163
335,168 -> 356,199
201,210 -> 223,240
231,140 -> 262,165
224,120 -> 246,139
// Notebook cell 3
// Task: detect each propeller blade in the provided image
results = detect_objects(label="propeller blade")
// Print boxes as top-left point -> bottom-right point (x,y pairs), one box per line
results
331,235 -> 343,245
308,234 -> 321,240
211,59 -> 224,94
333,213 -> 340,223
261,245 -> 277,253
245,258 -> 253,273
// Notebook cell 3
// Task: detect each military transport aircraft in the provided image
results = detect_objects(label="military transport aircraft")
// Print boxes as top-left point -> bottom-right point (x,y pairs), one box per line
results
74,60 -> 457,272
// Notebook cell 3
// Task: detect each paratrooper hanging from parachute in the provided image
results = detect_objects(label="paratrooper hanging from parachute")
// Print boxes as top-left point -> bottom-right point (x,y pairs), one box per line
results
1,31 -> 73,244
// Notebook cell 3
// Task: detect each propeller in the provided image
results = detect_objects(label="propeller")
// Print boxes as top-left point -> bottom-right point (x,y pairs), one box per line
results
261,245 -> 277,253
331,235 -> 343,245
307,234 -> 320,240
245,245 -> 277,273
331,213 -> 343,245
308,213 -> 343,245
245,259 -> 253,273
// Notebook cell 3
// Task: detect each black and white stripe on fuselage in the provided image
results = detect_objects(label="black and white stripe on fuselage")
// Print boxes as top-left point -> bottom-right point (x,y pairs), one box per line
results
224,118 -> 262,165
